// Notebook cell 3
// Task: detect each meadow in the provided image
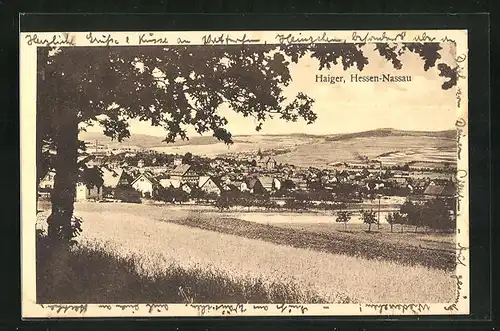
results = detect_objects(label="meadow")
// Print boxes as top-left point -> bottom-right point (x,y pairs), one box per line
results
36,202 -> 456,304
273,136 -> 456,168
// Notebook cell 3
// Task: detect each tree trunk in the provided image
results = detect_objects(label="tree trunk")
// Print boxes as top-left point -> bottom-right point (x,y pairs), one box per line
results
401,224 -> 404,233
47,113 -> 79,243
368,223 -> 371,232
36,132 -> 43,207
390,224 -> 393,233
344,221 -> 347,231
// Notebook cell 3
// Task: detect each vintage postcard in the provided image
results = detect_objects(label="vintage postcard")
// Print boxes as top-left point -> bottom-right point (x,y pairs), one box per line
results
20,29 -> 469,318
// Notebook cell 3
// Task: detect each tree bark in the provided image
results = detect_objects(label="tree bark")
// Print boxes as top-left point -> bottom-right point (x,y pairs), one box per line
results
36,131 -> 43,206
47,113 -> 79,242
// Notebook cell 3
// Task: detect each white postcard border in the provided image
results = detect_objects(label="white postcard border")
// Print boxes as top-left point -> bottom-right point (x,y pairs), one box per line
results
20,29 -> 469,318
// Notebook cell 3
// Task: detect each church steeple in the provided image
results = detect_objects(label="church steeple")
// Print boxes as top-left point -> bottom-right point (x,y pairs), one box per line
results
257,148 -> 263,159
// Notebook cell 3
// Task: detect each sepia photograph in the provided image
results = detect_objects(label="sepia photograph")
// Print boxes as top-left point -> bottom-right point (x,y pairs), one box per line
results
20,30 -> 469,317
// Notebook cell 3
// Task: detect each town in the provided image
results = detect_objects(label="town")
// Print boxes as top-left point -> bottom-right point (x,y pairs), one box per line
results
39,140 -> 457,215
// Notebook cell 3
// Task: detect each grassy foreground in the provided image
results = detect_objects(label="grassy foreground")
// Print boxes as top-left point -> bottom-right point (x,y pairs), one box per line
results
36,234 -> 332,304
164,216 -> 456,272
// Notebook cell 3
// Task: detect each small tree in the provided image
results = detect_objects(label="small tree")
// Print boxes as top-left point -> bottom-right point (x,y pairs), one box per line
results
215,192 -> 232,212
392,211 -> 407,233
424,198 -> 453,231
336,210 -> 352,231
360,209 -> 377,232
285,198 -> 297,211
400,200 -> 421,232
182,152 -> 193,165
385,212 -> 395,233
174,188 -> 190,204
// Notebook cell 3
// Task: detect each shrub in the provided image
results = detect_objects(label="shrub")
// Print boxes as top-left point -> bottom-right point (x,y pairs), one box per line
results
113,186 -> 142,203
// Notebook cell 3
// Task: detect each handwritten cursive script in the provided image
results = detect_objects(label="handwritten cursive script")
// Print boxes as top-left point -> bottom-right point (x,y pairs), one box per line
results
456,117 -> 466,160
352,31 -> 406,43
25,33 -> 75,47
276,303 -> 308,314
363,303 -> 430,315
188,303 -> 246,315
202,33 -> 260,46
115,303 -> 140,311
275,32 -> 344,45
444,274 -> 465,311
86,32 -> 119,46
138,33 -> 169,45
146,303 -> 169,313
41,303 -> 88,314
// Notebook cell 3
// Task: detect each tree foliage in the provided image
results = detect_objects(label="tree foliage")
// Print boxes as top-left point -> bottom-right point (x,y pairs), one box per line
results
336,210 -> 352,231
360,209 -> 377,232
399,198 -> 454,232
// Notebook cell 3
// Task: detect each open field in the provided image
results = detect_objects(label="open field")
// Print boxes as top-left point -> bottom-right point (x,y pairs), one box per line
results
37,201 -> 454,253
37,236 -> 327,304
150,135 -> 456,169
274,136 -> 456,168
151,135 -> 322,158
36,202 -> 456,303
163,216 -> 455,271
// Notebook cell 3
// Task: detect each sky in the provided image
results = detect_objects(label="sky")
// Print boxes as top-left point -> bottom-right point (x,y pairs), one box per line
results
86,43 -> 458,137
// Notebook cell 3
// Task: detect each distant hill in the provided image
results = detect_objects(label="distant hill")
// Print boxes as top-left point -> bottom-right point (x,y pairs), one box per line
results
324,128 -> 455,141
79,131 -> 223,149
80,128 -> 456,150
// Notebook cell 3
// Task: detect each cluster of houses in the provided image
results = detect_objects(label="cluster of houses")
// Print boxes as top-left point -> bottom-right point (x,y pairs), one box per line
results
38,154 -> 284,202
38,149 -> 457,203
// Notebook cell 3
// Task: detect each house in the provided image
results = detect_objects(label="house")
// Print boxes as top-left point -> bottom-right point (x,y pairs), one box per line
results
169,164 -> 199,184
160,178 -> 182,189
229,180 -> 249,192
180,182 -> 193,194
423,180 -> 456,198
198,176 -> 223,195
173,157 -> 183,166
76,182 -> 103,201
75,167 -> 104,201
246,177 -> 266,194
101,167 -> 133,189
264,157 -> 277,171
131,172 -> 161,198
259,176 -> 281,192
145,166 -> 170,175
39,170 -> 56,190
291,177 -> 308,190
101,167 -> 119,190
256,155 -> 277,171
366,180 -> 385,191
393,176 -> 410,187
412,179 -> 430,192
